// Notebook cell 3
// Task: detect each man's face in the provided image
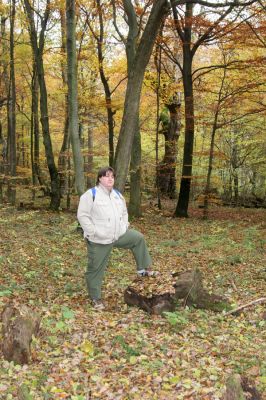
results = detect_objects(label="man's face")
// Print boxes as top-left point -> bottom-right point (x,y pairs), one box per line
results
99,171 -> 115,190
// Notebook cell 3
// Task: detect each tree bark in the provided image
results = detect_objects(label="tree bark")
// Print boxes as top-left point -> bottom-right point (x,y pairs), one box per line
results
7,0 -> 16,205
121,0 -> 142,216
0,14 -> 9,175
84,0 -> 116,168
96,0 -> 115,167
114,0 -> 168,192
86,125 -> 94,188
30,62 -> 42,186
128,125 -> 142,217
58,6 -> 70,197
23,0 -> 61,210
158,99 -> 181,198
174,3 -> 194,217
66,0 -> 85,196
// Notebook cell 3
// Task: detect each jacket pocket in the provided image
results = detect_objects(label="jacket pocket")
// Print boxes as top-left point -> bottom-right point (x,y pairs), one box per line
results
93,218 -> 112,240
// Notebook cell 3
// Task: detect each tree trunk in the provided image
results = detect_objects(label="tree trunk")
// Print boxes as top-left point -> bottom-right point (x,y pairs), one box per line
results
114,0 -> 168,192
30,63 -> 42,186
203,125 -> 216,219
96,0 -> 115,167
66,0 -> 85,196
174,3 -> 194,217
203,62 -> 227,218
38,56 -> 61,209
0,121 -> 7,174
1,14 -> 9,175
122,0 -> 142,217
158,100 -> 181,198
58,6 -> 70,197
233,173 -> 239,206
23,0 -> 61,210
128,122 -> 142,217
86,125 -> 94,188
7,0 -> 16,205
231,144 -> 239,206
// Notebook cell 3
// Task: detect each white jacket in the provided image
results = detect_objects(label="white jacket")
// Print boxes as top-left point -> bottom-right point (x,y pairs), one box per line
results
77,184 -> 129,244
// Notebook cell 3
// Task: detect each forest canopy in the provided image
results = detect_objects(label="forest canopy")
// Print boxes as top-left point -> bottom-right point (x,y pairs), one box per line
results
0,0 -> 265,214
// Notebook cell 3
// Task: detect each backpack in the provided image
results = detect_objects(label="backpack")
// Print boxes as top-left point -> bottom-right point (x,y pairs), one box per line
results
90,186 -> 122,201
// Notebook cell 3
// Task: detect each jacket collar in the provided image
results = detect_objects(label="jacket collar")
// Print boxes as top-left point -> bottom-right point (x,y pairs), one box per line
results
98,183 -> 113,196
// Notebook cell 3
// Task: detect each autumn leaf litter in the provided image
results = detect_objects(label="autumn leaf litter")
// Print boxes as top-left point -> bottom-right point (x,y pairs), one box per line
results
0,205 -> 265,399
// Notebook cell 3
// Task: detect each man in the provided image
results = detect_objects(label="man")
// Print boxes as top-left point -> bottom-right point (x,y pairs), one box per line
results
77,166 -> 156,310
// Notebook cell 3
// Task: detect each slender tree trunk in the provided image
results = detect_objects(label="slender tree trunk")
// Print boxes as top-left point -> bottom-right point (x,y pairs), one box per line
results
95,0 -> 115,167
174,3 -> 194,217
155,34 -> 163,210
231,143 -> 239,206
7,0 -> 16,205
58,6 -> 70,197
233,173 -> 239,206
66,0 -> 85,196
24,0 -> 61,210
38,58 -> 61,209
203,64 -> 227,219
203,125 -> 216,219
114,0 -> 168,192
31,63 -> 42,186
1,14 -> 9,175
86,125 -> 94,188
128,117 -> 141,217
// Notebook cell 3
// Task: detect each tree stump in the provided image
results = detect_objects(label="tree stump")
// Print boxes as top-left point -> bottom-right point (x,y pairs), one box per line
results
124,287 -> 176,315
124,269 -> 231,315
1,303 -> 41,365
223,374 -> 261,400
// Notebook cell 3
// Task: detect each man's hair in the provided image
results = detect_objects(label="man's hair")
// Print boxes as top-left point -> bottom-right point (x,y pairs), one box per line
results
96,166 -> 115,185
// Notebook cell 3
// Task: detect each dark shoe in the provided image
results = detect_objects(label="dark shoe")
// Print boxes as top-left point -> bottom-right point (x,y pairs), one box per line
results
91,299 -> 105,310
137,269 -> 158,277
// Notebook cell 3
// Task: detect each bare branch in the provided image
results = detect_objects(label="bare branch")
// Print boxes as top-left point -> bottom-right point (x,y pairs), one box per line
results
111,0 -> 126,45
216,108 -> 265,129
192,4 -> 234,55
173,0 -> 257,9
170,0 -> 185,42
192,60 -> 243,81
245,20 -> 266,48
110,75 -> 128,95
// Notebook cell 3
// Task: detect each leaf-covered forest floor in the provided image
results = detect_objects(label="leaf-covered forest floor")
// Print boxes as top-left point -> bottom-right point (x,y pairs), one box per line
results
0,202 -> 265,400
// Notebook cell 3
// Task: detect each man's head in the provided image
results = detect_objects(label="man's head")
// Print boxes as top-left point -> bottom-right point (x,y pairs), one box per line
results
96,166 -> 115,190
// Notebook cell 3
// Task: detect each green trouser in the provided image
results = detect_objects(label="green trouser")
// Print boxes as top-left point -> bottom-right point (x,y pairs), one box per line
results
85,229 -> 152,300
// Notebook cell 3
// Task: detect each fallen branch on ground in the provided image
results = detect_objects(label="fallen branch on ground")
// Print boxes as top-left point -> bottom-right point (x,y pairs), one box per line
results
224,297 -> 266,316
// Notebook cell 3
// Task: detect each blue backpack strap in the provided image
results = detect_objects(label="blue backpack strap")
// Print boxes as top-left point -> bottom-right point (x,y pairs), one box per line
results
90,187 -> 96,202
114,188 -> 122,198
90,187 -> 121,201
